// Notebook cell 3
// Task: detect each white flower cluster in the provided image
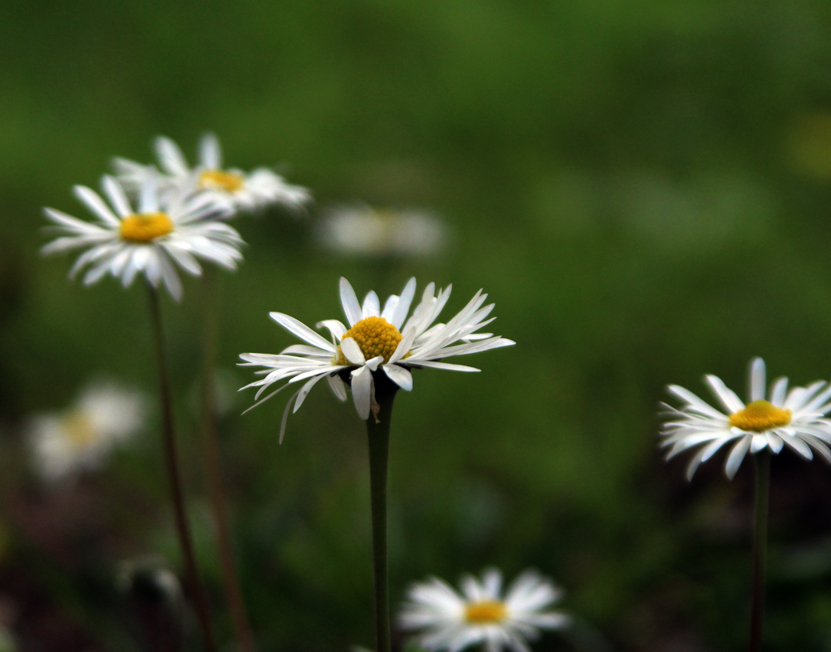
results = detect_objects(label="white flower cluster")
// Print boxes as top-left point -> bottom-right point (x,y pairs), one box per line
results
42,133 -> 310,300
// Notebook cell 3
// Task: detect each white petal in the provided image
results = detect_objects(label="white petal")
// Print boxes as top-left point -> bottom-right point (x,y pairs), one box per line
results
339,277 -> 362,326
383,364 -> 413,391
362,291 -> 380,318
154,136 -> 190,177
749,358 -> 766,402
269,312 -> 336,352
327,374 -> 348,401
724,436 -> 752,479
351,366 -> 372,420
770,377 -> 788,406
73,185 -> 122,223
391,277 -> 417,328
292,375 -> 326,413
340,337 -> 366,365
199,132 -> 223,169
705,375 -> 745,414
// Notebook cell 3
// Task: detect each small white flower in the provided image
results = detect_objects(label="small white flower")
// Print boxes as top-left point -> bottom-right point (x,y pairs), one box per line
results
42,175 -> 244,300
113,133 -> 310,214
399,569 -> 569,652
28,381 -> 146,481
317,205 -> 447,257
661,357 -> 831,480
239,277 -> 514,439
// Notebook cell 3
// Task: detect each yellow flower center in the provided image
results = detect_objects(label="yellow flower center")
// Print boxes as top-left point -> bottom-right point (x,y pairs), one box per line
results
465,600 -> 507,624
335,316 -> 402,365
729,400 -> 792,432
63,411 -> 97,447
199,169 -> 244,193
119,212 -> 174,243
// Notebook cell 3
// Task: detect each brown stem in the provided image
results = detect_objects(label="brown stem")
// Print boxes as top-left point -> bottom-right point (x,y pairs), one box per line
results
200,269 -> 257,652
147,284 -> 217,652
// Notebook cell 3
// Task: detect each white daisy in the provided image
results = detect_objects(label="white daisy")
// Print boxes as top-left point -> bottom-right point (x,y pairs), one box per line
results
239,277 -> 514,438
28,381 -> 146,482
113,133 -> 311,214
42,175 -> 244,301
399,569 -> 569,652
317,205 -> 447,257
661,357 -> 831,480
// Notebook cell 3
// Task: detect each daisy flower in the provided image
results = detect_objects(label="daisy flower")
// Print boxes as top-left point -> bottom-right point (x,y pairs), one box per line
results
28,381 -> 146,482
317,205 -> 447,257
42,175 -> 244,300
113,133 -> 310,214
661,357 -> 831,480
239,277 -> 514,438
399,569 -> 569,652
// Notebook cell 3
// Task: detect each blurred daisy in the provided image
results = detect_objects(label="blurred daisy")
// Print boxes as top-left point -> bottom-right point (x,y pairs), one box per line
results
28,381 -> 146,482
42,175 -> 243,301
113,133 -> 310,214
661,357 -> 831,480
239,277 -> 513,437
399,568 -> 569,652
317,205 -> 447,257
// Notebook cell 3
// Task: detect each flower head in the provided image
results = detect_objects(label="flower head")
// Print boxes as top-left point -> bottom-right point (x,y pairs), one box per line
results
42,175 -> 244,300
113,133 -> 310,215
28,381 -> 146,481
399,569 -> 569,652
239,277 -> 514,439
661,357 -> 831,479
317,205 -> 447,257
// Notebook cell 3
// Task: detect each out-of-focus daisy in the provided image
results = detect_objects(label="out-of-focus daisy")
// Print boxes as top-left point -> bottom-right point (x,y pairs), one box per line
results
239,277 -> 513,437
42,175 -> 244,300
661,357 -> 831,480
317,205 -> 447,257
399,568 -> 569,652
28,381 -> 146,482
113,133 -> 310,214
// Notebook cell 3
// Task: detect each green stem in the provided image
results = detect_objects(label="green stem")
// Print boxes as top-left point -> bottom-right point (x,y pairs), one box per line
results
147,285 -> 217,652
365,374 -> 398,652
748,450 -> 771,652
200,269 -> 258,652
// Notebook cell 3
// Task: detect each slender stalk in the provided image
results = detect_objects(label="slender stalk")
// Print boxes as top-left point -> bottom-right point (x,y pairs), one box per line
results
200,269 -> 258,652
365,374 -> 398,652
748,450 -> 771,652
147,284 -> 217,652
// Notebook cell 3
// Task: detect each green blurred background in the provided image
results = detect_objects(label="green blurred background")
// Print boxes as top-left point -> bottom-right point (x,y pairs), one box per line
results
4,0 -> 831,650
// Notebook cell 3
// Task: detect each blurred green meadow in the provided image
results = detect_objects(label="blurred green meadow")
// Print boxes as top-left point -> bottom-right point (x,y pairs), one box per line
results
3,0 -> 831,650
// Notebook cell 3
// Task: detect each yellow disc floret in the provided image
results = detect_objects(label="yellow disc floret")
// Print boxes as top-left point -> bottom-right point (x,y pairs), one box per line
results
729,400 -> 792,432
63,411 -> 97,447
465,600 -> 508,624
199,169 -> 244,193
336,316 -> 402,365
119,212 -> 174,243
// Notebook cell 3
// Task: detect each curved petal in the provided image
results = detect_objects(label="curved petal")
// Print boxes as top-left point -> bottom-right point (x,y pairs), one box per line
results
383,363 -> 413,391
350,366 -> 372,420
339,277 -> 362,326
340,337 -> 366,365
749,358 -> 766,402
705,375 -> 745,414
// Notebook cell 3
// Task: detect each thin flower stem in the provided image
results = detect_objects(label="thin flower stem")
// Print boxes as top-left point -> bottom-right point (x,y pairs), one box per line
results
749,450 -> 771,652
147,284 -> 217,652
200,269 -> 258,652
365,374 -> 398,652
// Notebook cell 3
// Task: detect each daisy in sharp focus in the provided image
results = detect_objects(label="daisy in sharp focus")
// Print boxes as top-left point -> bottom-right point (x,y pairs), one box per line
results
239,277 -> 514,438
42,175 -> 244,300
661,357 -> 831,480
28,381 -> 146,482
399,569 -> 569,652
113,133 -> 311,214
